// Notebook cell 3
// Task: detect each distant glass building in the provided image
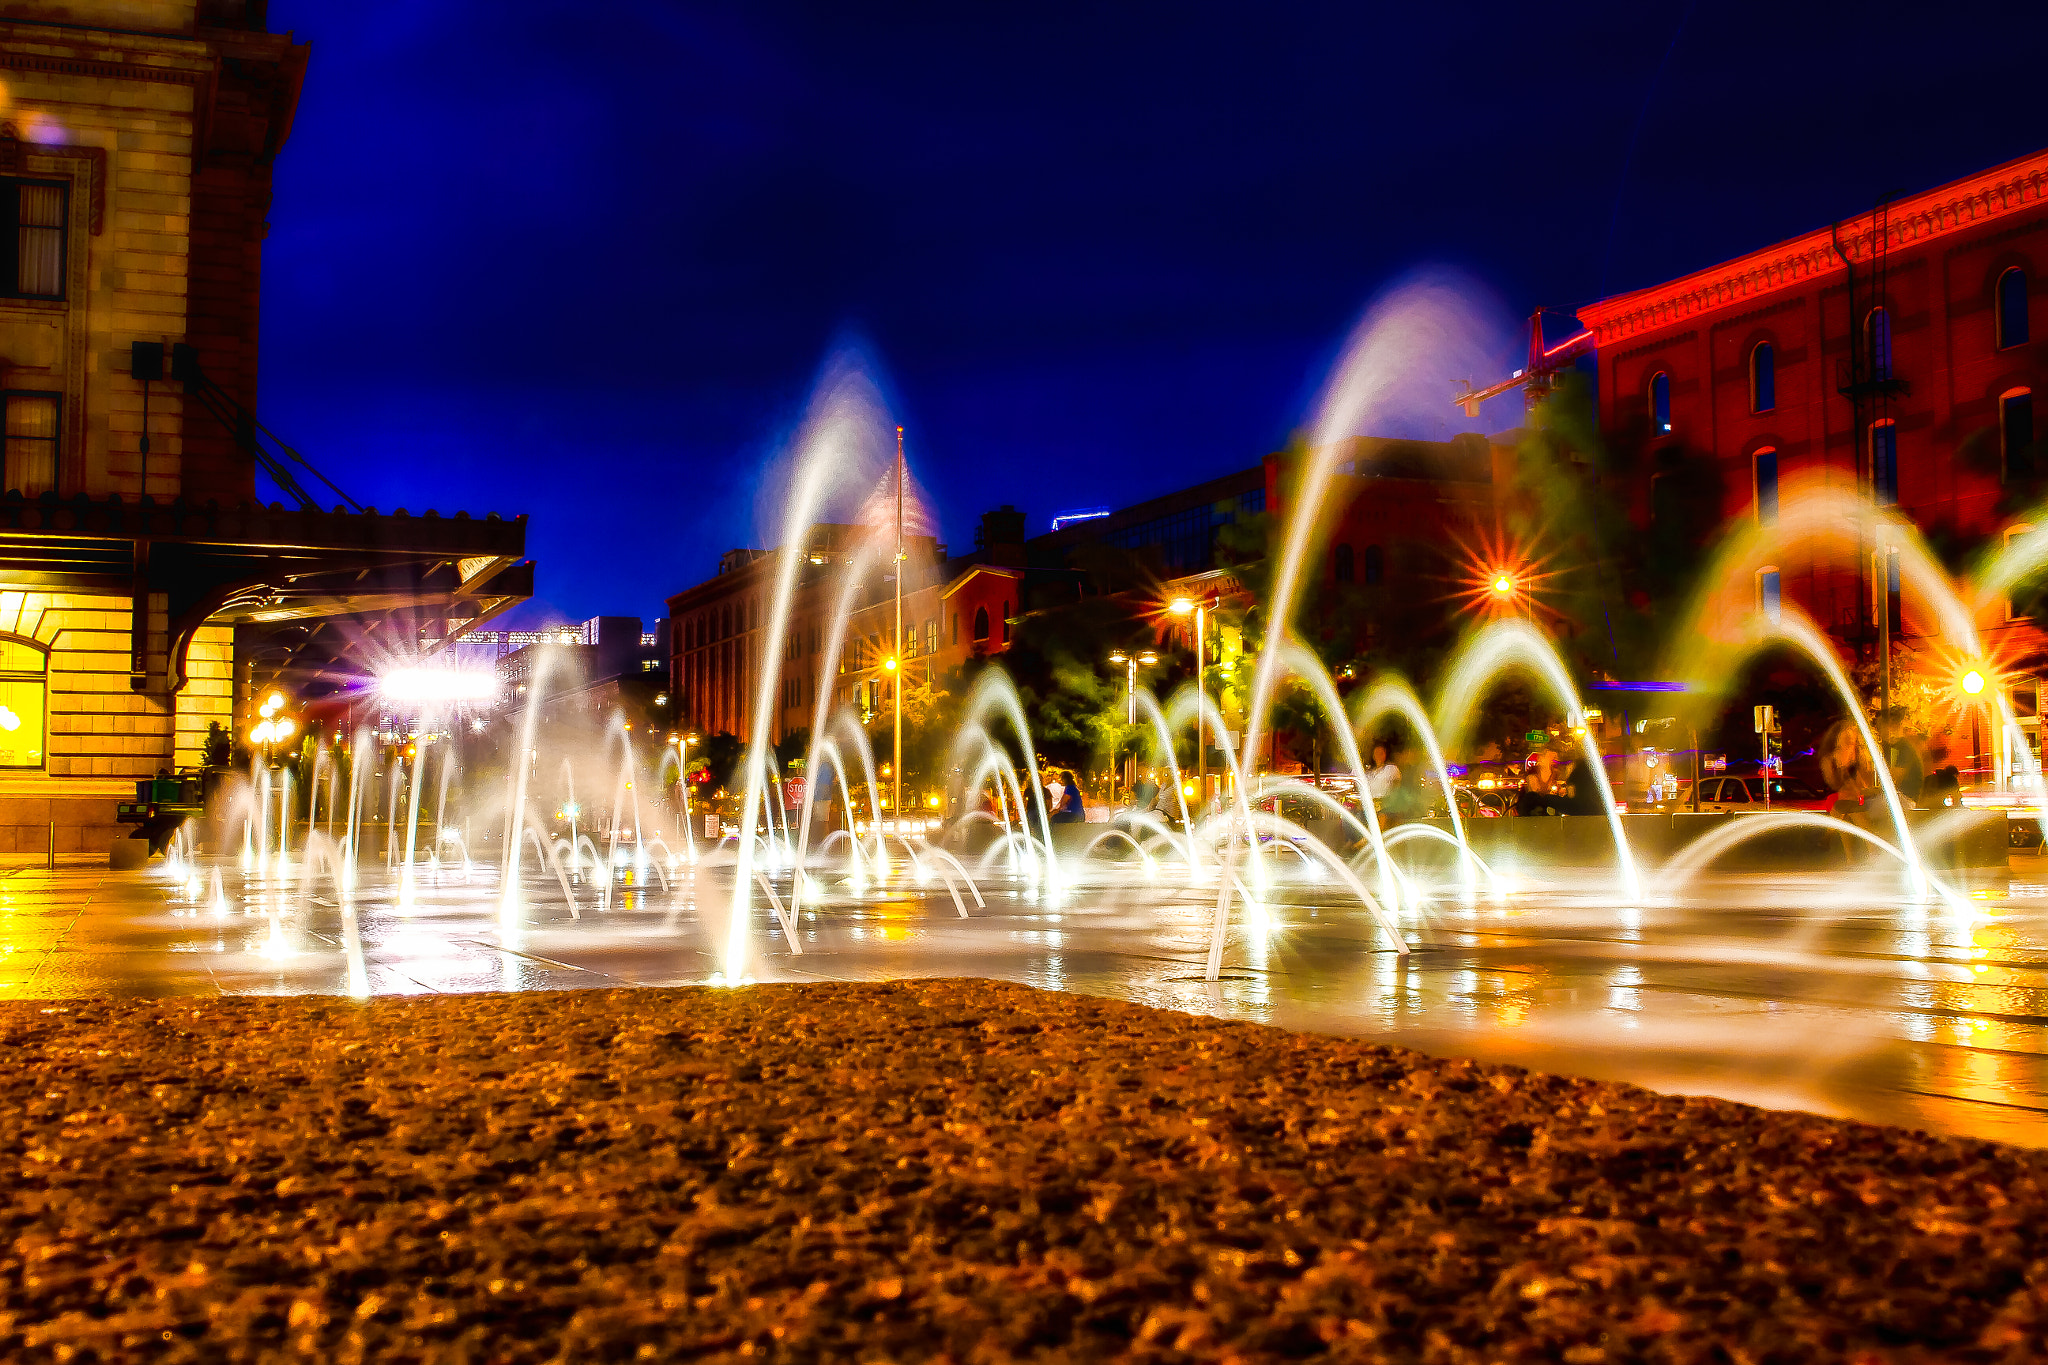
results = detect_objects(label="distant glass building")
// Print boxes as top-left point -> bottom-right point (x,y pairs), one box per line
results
1029,468 -> 1266,575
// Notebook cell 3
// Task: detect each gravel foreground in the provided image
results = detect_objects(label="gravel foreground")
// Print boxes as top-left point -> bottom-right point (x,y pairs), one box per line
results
2,982 -> 2047,1363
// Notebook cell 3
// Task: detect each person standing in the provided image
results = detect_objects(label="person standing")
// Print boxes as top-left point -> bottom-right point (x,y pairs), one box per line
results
1819,719 -> 1873,859
1365,742 -> 1401,806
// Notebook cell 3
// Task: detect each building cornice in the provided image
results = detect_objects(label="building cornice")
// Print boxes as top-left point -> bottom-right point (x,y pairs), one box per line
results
1577,147 -> 2048,346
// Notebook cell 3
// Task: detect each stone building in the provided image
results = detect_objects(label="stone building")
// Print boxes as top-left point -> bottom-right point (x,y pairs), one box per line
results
0,4 -> 531,859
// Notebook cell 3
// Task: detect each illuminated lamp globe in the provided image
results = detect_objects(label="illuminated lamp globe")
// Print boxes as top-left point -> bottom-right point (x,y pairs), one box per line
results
1962,669 -> 1987,695
1168,597 -> 1194,616
1491,573 -> 1515,596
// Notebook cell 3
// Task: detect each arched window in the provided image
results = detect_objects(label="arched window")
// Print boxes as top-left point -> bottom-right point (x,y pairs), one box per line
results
1753,447 -> 1779,525
1756,567 -> 1782,626
1869,418 -> 1898,506
1866,307 -> 1892,381
972,606 -> 989,642
1750,342 -> 1775,413
1998,267 -> 2030,349
1363,544 -> 1385,586
2004,388 -> 2036,484
0,638 -> 47,769
1649,371 -> 1671,433
1333,543 -> 1354,583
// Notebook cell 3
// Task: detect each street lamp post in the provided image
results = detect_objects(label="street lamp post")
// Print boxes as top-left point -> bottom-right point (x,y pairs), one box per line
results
1107,648 -> 1156,794
1170,596 -> 1210,812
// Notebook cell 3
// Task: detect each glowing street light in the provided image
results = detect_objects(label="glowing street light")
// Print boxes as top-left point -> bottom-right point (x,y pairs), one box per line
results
379,667 -> 502,705
1491,573 -> 1515,596
1107,648 -> 1158,790
883,656 -> 898,672
1962,668 -> 1987,695
1169,594 -> 1212,812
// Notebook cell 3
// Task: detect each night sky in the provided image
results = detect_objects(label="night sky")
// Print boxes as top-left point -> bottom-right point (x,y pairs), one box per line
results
260,2 -> 2042,627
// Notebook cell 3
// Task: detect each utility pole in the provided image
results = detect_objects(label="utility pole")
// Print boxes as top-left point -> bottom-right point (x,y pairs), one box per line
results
893,425 -> 905,826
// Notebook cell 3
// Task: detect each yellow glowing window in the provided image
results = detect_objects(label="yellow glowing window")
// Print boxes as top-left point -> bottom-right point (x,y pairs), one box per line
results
0,638 -> 46,769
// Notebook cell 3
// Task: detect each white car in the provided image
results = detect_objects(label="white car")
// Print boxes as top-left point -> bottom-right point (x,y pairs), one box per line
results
1694,775 -> 1829,812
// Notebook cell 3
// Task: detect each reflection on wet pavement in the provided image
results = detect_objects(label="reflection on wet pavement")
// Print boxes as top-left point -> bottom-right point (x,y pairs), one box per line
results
10,854 -> 2048,1147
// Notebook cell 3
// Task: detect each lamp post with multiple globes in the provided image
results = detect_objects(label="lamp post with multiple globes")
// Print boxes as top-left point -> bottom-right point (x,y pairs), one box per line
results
1168,595 -> 1212,813
1106,648 -> 1157,796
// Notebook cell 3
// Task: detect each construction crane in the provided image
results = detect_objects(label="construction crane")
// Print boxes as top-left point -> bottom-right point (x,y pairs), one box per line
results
1453,310 -> 1596,418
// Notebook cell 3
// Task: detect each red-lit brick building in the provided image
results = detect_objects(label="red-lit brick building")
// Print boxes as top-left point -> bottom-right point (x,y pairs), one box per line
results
667,513 -> 1029,748
1575,148 -> 2045,662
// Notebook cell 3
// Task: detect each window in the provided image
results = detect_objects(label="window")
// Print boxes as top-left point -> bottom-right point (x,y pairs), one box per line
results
972,607 -> 989,642
1649,371 -> 1671,433
1750,342 -> 1774,413
1866,307 -> 1892,381
1754,448 -> 1779,525
1001,601 -> 1011,643
3,180 -> 65,300
1363,544 -> 1384,586
1333,543 -> 1353,584
2,393 -> 58,496
1998,267 -> 2029,349
924,618 -> 936,654
1869,419 -> 1897,506
0,638 -> 46,769
1757,567 -> 1781,626
2004,389 -> 2036,484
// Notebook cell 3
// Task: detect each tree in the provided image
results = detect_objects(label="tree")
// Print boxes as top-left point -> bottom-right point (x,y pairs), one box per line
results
691,732 -> 744,794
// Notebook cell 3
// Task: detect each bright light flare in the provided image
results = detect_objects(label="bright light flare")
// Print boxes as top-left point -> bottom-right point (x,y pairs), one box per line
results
1962,668 -> 1986,695
380,667 -> 501,704
1442,526 -> 1561,618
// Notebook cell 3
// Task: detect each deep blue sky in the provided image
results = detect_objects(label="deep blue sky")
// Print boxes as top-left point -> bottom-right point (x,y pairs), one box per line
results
261,2 -> 2043,627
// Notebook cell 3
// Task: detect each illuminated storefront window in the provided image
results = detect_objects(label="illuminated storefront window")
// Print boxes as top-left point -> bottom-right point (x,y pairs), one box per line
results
0,638 -> 46,769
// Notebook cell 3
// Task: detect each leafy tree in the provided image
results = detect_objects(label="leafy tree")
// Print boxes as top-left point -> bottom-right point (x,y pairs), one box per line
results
691,732 -> 744,794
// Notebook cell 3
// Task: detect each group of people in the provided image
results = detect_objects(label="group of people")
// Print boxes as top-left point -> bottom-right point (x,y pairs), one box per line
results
1042,767 -> 1087,824
1820,712 -> 1962,820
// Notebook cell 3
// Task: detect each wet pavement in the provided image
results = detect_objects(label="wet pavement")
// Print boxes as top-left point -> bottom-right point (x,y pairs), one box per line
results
9,848 -> 2048,1147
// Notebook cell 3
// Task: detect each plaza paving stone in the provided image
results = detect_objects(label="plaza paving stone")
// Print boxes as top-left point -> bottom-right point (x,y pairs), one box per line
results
5,979 -> 2048,1362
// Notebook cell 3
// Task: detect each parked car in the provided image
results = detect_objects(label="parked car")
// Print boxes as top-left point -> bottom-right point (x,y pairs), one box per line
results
1694,775 -> 1830,812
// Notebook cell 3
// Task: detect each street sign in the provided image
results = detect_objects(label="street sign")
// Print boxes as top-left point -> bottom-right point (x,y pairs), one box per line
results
1753,704 -> 1779,735
1525,730 -> 1548,743
782,777 -> 807,810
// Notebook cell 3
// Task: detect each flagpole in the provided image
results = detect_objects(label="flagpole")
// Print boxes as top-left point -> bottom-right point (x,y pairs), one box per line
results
893,426 -> 905,830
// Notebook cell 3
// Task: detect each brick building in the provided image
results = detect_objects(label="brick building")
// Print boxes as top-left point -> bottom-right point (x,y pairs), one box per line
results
1574,145 -> 2045,760
0,4 -> 531,859
667,517 -> 1027,748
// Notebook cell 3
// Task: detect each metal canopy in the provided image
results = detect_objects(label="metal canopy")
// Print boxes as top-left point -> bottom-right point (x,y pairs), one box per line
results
0,493 -> 532,700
